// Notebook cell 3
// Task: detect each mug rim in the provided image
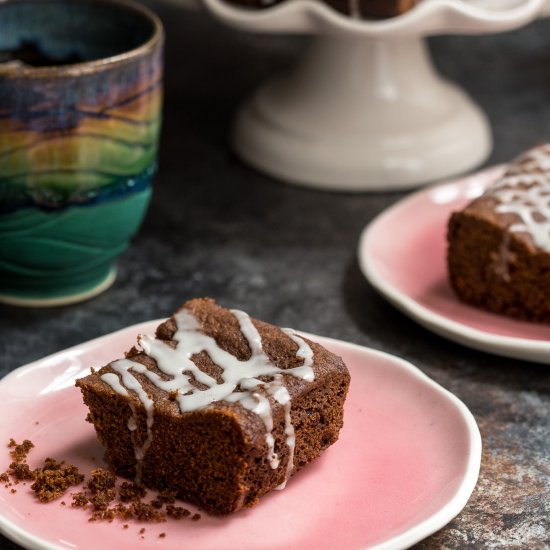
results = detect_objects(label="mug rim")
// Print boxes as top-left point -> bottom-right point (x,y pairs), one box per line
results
0,0 -> 164,78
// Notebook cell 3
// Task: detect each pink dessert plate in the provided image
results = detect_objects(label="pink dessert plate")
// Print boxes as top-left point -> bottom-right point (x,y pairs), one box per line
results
0,322 -> 480,550
358,165 -> 550,365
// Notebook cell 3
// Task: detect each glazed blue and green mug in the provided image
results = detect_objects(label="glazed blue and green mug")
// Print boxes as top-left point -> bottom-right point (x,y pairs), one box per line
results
0,0 -> 163,306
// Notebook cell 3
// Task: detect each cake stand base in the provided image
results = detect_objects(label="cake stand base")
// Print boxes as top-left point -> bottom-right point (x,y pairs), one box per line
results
233,35 -> 492,191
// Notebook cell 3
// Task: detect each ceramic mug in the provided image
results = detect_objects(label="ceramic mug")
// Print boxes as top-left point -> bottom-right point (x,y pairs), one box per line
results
0,0 -> 163,306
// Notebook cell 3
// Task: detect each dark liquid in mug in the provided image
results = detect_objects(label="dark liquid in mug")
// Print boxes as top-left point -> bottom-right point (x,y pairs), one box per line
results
0,41 -> 83,67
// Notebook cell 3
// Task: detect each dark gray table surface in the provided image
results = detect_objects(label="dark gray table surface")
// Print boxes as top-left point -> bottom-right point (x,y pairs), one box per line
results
0,3 -> 549,548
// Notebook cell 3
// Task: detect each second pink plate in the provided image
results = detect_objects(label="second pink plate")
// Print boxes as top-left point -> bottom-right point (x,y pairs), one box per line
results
0,322 -> 480,550
358,165 -> 550,364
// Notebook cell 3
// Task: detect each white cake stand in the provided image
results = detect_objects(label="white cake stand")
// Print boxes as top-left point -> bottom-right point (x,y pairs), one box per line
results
203,0 -> 547,191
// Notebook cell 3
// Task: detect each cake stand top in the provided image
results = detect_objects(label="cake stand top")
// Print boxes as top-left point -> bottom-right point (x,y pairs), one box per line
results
203,0 -> 548,37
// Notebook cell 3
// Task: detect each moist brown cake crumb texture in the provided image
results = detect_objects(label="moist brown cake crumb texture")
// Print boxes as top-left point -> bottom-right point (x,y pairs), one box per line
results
76,298 -> 351,515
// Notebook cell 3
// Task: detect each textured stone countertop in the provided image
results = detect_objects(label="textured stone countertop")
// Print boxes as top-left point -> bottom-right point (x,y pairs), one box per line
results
0,3 -> 549,549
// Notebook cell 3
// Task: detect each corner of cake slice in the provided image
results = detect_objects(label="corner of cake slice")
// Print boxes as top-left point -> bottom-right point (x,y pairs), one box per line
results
76,298 -> 350,515
447,144 -> 550,323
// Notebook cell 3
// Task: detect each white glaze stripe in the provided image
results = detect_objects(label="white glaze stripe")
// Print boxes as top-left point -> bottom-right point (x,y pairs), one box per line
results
100,372 -> 128,397
266,375 -> 295,490
491,145 -> 550,251
283,328 -> 314,375
101,359 -> 155,481
495,185 -> 550,251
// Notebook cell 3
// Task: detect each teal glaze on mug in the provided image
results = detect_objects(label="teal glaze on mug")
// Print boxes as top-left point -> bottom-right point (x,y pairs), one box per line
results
0,0 -> 163,306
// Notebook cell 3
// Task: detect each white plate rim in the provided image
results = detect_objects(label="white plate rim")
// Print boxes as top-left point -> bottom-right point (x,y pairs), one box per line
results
357,165 -> 550,365
0,321 -> 482,550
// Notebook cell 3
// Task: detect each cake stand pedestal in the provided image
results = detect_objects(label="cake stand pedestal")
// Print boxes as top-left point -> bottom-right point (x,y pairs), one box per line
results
204,0 -> 547,191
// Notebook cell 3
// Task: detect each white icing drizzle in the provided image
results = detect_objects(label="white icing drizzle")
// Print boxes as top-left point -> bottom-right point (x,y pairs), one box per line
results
495,185 -> 550,251
101,360 -> 155,482
283,328 -> 314,375
265,375 -> 294,490
100,372 -> 128,398
490,146 -> 550,252
100,308 -> 315,489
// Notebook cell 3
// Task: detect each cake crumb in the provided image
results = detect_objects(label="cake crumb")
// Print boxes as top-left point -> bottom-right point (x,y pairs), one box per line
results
87,469 -> 116,493
158,489 -> 176,504
159,532 -> 166,538
10,489 -> 16,494
72,491 -> 89,508
130,502 -> 166,522
89,490 -> 116,511
9,462 -> 36,481
119,481 -> 146,502
9,440 -> 34,463
31,458 -> 84,502
89,508 -> 116,522
151,488 -> 177,509
112,503 -> 131,520
166,505 -> 190,520
3,437 -> 204,527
